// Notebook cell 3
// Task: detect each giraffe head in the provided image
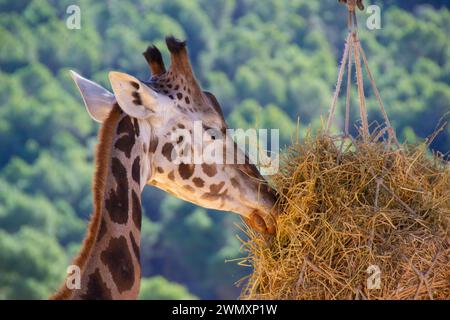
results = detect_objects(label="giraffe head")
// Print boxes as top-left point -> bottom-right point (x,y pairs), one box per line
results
70,37 -> 277,234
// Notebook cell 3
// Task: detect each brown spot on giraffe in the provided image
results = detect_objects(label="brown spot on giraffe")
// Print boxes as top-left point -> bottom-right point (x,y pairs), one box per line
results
202,163 -> 217,177
178,163 -> 195,179
201,190 -> 227,202
168,171 -> 175,181
129,232 -> 140,264
149,136 -> 158,153
132,156 -> 140,185
156,167 -> 164,174
192,177 -> 205,188
80,268 -> 113,300
131,190 -> 142,230
201,181 -> 227,201
117,115 -> 134,136
105,157 -> 129,225
100,236 -> 135,293
209,181 -> 225,195
115,116 -> 136,158
162,143 -> 174,161
133,118 -> 140,137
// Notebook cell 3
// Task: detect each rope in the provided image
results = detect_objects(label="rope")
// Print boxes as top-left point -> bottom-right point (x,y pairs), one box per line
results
345,37 -> 353,136
326,0 -> 401,149
358,44 -> 401,149
352,36 -> 369,140
325,33 -> 351,133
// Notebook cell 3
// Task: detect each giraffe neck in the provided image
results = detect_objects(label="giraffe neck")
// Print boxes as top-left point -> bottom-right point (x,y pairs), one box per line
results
52,105 -> 147,300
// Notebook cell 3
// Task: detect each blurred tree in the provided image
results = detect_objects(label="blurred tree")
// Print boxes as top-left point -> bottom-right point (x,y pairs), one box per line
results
139,276 -> 197,300
0,227 -> 66,299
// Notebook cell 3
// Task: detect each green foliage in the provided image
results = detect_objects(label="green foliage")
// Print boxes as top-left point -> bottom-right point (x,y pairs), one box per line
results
0,0 -> 448,300
139,276 -> 197,300
0,227 -> 66,299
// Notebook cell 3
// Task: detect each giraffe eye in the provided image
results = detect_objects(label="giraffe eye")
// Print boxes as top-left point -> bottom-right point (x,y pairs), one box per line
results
211,132 -> 222,141
204,126 -> 222,141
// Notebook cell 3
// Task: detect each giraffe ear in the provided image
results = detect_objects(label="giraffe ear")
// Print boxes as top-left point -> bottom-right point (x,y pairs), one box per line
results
70,70 -> 115,123
108,71 -> 160,120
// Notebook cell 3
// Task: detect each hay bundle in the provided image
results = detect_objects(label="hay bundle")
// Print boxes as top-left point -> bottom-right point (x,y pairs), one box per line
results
240,134 -> 449,299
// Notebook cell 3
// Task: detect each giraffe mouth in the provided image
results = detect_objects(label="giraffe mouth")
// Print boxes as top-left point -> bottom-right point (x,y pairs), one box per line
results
245,210 -> 277,235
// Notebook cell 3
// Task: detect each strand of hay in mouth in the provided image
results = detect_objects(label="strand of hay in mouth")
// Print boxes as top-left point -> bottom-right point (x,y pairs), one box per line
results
238,134 -> 449,300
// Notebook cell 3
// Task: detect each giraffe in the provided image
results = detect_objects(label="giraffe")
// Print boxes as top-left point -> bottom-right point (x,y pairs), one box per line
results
51,37 -> 278,300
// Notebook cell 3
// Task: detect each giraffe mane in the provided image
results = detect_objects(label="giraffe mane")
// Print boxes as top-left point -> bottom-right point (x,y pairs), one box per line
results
50,104 -> 122,299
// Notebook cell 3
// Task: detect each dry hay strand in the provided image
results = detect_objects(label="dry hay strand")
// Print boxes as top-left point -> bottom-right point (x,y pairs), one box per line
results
239,134 -> 449,300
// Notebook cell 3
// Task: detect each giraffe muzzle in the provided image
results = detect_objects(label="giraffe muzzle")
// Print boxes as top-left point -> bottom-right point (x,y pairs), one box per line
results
245,210 -> 277,235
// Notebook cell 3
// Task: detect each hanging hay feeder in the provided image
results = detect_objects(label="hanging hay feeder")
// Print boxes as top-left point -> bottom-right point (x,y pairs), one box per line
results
239,0 -> 449,300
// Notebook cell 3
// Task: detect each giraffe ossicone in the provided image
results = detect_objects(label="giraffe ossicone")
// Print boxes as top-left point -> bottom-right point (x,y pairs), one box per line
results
53,36 -> 278,300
